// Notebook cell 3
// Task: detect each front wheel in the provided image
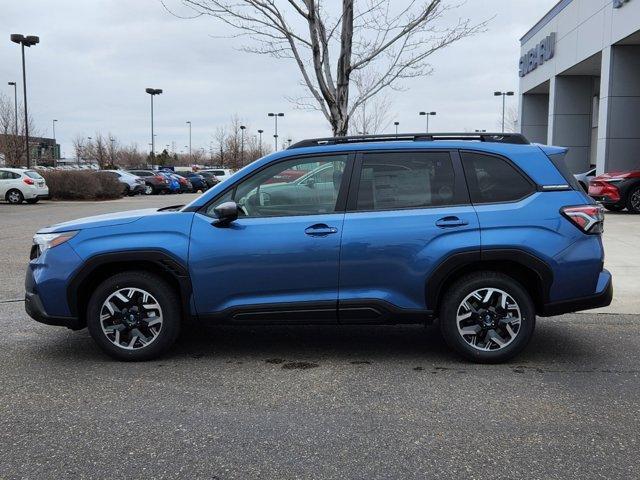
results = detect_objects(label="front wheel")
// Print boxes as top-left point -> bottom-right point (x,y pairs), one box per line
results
439,271 -> 536,363
626,185 -> 640,214
144,184 -> 154,195
86,271 -> 181,361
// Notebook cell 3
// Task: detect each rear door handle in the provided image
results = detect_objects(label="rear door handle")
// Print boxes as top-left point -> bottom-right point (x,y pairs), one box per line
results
436,216 -> 469,228
305,224 -> 338,237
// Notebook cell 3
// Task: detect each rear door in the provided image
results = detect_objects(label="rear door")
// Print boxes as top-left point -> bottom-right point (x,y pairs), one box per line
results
338,150 -> 480,320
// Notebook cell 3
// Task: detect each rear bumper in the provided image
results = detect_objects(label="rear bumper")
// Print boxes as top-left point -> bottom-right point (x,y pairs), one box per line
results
540,270 -> 613,316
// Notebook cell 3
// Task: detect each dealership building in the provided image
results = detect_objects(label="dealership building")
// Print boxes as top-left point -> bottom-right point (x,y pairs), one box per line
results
519,0 -> 640,173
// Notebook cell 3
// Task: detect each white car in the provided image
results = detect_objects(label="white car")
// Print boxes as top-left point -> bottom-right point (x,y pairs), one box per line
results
200,168 -> 233,183
0,168 -> 49,204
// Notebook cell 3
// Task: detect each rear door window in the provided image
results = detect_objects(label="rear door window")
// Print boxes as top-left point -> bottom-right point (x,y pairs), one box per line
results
461,151 -> 534,204
355,151 -> 457,211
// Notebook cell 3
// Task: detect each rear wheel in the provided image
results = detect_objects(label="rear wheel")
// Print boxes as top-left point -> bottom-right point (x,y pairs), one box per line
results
144,183 -> 154,195
87,271 -> 181,361
626,185 -> 640,214
6,189 -> 24,204
439,271 -> 536,363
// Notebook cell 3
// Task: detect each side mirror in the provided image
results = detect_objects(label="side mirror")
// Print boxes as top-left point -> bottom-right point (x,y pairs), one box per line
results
213,201 -> 238,227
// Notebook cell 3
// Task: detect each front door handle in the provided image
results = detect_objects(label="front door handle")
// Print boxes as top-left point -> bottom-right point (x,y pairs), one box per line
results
436,216 -> 469,228
305,224 -> 338,237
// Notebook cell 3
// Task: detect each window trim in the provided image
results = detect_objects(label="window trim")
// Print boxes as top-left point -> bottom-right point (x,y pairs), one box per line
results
346,149 -> 471,213
197,152 -> 356,219
459,149 -> 537,206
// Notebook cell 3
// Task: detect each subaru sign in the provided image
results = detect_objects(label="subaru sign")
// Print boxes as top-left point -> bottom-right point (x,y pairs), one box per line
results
519,32 -> 556,77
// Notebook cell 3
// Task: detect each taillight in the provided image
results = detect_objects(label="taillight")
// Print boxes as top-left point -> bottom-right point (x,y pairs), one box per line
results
561,205 -> 605,234
23,177 -> 34,185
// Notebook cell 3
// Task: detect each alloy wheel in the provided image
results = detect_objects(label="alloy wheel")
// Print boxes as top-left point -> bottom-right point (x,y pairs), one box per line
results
99,287 -> 163,350
456,288 -> 521,351
8,191 -> 21,203
144,185 -> 153,195
631,189 -> 640,211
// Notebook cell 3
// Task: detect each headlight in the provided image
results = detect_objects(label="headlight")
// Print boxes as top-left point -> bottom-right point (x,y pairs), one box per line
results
32,231 -> 78,255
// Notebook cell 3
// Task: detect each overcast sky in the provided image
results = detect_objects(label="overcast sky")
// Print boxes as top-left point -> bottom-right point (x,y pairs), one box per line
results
1,0 -> 557,157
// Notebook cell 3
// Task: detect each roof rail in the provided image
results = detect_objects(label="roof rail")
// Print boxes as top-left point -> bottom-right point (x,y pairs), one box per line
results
289,132 -> 530,149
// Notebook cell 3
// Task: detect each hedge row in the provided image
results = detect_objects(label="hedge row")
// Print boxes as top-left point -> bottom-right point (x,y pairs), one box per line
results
40,171 -> 124,200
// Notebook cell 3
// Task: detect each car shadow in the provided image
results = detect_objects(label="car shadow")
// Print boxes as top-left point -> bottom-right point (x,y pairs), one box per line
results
35,317 -> 614,369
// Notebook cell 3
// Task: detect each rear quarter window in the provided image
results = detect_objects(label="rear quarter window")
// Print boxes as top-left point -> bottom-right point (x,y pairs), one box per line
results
461,151 -> 535,204
24,171 -> 43,179
547,152 -> 582,191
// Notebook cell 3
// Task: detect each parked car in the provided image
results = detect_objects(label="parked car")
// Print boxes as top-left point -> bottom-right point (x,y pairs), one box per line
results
127,170 -> 171,195
156,171 -> 181,194
197,171 -> 220,189
176,172 -> 208,192
589,169 -> 640,213
574,167 -> 596,192
0,168 -> 48,204
101,170 -> 145,196
25,132 -> 612,363
200,168 -> 233,183
160,170 -> 193,194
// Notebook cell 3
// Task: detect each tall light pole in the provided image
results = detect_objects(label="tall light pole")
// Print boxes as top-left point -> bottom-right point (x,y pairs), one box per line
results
494,91 -> 514,133
7,82 -> 18,138
186,121 -> 192,157
394,121 -> 399,137
419,111 -> 436,133
52,119 -> 58,165
240,125 -> 246,167
145,88 -> 162,156
267,112 -> 284,150
257,129 -> 264,155
10,34 -> 40,168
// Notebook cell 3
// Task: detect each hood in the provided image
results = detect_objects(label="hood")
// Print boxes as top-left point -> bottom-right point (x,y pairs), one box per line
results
37,208 -> 162,233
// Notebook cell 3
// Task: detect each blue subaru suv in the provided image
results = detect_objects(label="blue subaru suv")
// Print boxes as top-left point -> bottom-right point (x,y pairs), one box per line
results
25,133 -> 612,362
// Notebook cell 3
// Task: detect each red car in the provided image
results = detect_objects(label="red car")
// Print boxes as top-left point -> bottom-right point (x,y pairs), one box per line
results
589,169 -> 640,213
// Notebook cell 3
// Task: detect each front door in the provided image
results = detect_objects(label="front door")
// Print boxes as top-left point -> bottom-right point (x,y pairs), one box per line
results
338,150 -> 480,321
189,154 -> 351,322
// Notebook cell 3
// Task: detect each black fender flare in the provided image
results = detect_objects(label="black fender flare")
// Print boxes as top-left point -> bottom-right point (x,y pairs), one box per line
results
67,249 -> 192,318
426,248 -> 553,311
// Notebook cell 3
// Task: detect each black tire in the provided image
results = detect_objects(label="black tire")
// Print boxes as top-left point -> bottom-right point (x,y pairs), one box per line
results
625,185 -> 640,214
604,204 -> 625,212
6,189 -> 24,204
144,183 -> 155,196
25,198 -> 40,204
439,271 -> 536,364
86,271 -> 181,361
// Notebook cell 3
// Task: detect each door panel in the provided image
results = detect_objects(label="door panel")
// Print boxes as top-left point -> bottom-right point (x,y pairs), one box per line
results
189,213 -> 344,320
339,206 -> 479,315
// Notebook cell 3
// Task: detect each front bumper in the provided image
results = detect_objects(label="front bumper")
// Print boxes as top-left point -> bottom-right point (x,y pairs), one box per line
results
25,267 -> 82,329
540,270 -> 613,316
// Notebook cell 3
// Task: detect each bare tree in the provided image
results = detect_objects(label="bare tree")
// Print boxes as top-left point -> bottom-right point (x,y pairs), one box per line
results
168,0 -> 485,136
349,71 -> 393,134
0,93 -> 39,166
504,105 -> 519,133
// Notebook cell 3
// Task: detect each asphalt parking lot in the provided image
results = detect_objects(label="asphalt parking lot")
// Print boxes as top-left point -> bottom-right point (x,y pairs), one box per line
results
1,196 -> 639,479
